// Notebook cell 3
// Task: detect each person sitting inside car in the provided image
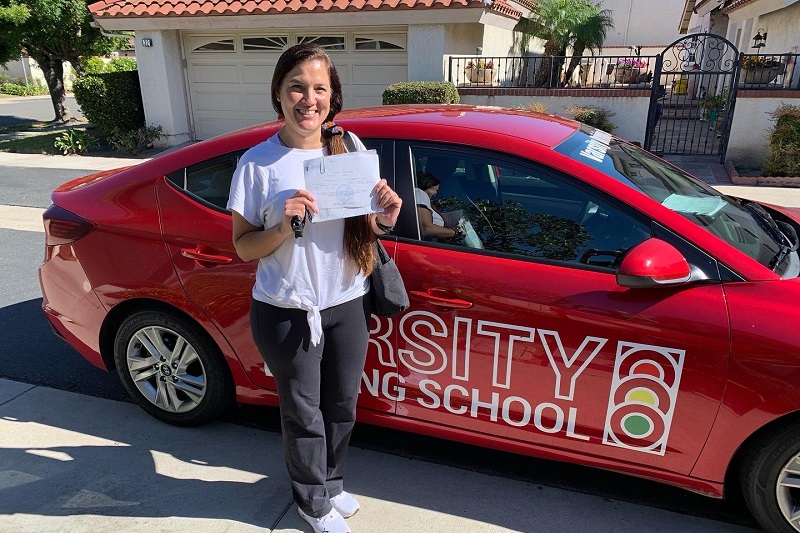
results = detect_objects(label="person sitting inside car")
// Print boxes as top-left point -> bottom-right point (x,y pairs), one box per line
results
415,171 -> 465,242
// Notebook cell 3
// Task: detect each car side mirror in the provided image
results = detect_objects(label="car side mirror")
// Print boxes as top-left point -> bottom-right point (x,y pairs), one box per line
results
616,238 -> 692,288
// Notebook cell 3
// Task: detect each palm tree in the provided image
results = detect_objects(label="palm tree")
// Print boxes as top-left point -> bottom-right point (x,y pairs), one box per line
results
515,0 -> 613,87
563,7 -> 614,86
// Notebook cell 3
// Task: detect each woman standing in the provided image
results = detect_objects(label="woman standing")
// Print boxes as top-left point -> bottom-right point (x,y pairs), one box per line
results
227,43 -> 402,533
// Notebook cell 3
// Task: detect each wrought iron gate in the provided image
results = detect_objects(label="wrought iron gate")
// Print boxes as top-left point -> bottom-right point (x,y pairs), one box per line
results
645,34 -> 740,162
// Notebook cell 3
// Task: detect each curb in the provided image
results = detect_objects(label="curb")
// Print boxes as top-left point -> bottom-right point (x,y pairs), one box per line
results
725,161 -> 800,187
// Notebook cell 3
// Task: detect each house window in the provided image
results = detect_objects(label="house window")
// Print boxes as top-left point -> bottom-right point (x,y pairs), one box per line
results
243,36 -> 288,51
354,35 -> 406,51
297,36 -> 346,51
190,36 -> 235,52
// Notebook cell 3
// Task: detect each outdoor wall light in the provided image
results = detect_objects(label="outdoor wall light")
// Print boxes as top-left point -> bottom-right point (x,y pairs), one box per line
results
752,29 -> 767,49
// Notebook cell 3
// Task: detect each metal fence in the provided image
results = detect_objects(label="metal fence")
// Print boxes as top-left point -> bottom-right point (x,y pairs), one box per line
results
448,53 -> 800,91
739,53 -> 800,90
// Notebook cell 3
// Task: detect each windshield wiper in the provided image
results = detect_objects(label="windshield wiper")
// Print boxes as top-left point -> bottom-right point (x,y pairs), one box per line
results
741,201 -> 799,272
769,221 -> 800,271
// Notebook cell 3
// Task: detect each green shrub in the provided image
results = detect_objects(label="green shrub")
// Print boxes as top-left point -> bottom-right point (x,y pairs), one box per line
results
0,82 -> 49,96
78,56 -> 136,75
53,128 -> 97,155
73,70 -> 145,135
79,56 -> 108,74
108,57 -> 137,72
564,106 -> 616,132
108,125 -> 163,154
382,81 -> 459,105
764,104 -> 800,177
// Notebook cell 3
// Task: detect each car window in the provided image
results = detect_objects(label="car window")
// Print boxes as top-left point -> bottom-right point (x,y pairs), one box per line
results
409,146 -> 651,269
166,153 -> 241,211
555,127 -> 800,278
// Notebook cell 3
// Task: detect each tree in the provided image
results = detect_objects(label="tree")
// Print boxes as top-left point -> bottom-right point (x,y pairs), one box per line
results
515,0 -> 614,87
0,0 -> 127,122
562,7 -> 614,86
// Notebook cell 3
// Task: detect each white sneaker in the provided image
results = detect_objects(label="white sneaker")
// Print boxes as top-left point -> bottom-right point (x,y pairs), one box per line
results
297,506 -> 350,533
330,491 -> 360,518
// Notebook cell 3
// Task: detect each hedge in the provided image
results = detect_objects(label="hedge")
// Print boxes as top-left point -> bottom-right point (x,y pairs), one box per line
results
72,70 -> 145,134
382,81 -> 459,105
764,104 -> 800,177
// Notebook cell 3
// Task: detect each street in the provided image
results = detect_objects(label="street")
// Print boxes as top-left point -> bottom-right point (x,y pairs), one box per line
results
0,95 -> 83,127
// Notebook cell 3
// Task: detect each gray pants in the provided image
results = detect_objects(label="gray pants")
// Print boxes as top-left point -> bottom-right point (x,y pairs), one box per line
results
250,296 -> 370,518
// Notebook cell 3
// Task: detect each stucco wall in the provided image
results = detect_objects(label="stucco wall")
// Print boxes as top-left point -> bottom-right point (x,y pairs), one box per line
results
457,93 -> 651,144
135,30 -> 191,146
726,96 -> 794,169
1,58 -> 75,90
409,24 -> 447,81
603,0 -> 684,47
445,23 -> 484,55
757,1 -> 800,55
480,24 -> 518,57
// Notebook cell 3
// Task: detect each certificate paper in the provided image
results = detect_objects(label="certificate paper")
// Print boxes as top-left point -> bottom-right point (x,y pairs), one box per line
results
303,150 -> 382,222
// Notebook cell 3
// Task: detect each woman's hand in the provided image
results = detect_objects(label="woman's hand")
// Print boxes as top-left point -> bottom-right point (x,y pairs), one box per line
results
374,179 -> 402,227
280,190 -> 318,236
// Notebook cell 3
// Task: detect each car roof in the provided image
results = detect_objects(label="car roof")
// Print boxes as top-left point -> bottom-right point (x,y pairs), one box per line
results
223,104 -> 580,149
335,105 -> 580,148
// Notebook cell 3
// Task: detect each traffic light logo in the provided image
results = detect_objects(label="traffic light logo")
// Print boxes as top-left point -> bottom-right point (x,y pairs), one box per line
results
602,342 -> 685,455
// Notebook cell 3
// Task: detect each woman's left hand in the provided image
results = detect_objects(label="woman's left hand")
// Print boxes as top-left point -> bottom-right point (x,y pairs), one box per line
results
374,179 -> 402,225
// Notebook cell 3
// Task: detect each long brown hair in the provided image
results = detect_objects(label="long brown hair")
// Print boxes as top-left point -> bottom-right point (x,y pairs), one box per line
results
326,133 -> 374,275
271,43 -> 374,275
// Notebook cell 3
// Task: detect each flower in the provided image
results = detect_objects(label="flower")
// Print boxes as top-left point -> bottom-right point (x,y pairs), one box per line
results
743,55 -> 781,69
616,58 -> 648,70
465,59 -> 494,70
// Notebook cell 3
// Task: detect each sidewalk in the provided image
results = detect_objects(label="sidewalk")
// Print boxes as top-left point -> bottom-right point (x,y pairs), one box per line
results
0,379 -> 756,533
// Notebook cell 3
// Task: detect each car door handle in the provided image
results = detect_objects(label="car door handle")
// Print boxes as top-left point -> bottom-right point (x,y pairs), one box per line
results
409,290 -> 473,310
181,248 -> 233,265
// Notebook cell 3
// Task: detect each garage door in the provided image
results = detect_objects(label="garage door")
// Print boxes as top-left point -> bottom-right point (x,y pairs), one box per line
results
183,31 -> 408,140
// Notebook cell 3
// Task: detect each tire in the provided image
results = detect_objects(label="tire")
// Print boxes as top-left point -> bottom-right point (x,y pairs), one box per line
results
741,424 -> 800,533
113,310 -> 234,426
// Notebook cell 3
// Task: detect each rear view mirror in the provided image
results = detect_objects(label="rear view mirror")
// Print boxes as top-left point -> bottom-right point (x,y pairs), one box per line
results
616,238 -> 691,288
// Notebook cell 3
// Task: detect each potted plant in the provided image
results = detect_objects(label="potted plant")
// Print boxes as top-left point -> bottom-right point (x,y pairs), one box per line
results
614,58 -> 648,84
700,89 -> 728,127
465,59 -> 496,84
741,56 -> 784,85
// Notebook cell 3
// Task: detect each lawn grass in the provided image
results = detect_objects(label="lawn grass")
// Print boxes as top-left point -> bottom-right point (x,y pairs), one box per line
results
0,132 -> 63,155
0,121 -> 48,135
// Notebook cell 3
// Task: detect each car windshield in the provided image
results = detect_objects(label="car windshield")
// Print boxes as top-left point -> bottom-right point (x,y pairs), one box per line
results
555,127 -> 800,278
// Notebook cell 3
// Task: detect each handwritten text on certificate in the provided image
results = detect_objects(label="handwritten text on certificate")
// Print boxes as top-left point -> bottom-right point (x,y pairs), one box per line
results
303,150 -> 382,222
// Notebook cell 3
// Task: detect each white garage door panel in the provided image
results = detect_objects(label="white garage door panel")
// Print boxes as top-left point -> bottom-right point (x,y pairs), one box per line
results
197,117 -> 262,140
243,93 -> 273,113
194,92 -> 244,112
353,64 -> 407,85
184,31 -> 408,140
353,94 -> 384,108
242,65 -> 276,85
191,64 -> 240,83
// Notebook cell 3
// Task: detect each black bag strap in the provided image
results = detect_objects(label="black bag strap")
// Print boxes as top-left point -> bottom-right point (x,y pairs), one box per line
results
342,130 -> 357,153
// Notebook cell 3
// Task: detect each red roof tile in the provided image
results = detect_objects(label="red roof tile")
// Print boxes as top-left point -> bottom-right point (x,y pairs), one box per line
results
89,0 -> 519,19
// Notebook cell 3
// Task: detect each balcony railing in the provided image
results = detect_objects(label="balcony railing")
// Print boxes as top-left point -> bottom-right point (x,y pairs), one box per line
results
448,53 -> 800,91
449,55 -> 657,90
739,53 -> 800,90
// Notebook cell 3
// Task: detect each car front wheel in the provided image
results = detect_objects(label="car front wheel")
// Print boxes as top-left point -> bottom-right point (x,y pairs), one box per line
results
741,425 -> 800,533
113,310 -> 233,426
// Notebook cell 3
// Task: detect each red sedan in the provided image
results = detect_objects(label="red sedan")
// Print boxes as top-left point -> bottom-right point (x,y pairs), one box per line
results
40,105 -> 800,533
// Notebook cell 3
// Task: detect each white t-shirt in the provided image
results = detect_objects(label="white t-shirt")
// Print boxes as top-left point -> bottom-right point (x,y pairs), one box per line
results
227,133 -> 370,345
414,188 -> 445,227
